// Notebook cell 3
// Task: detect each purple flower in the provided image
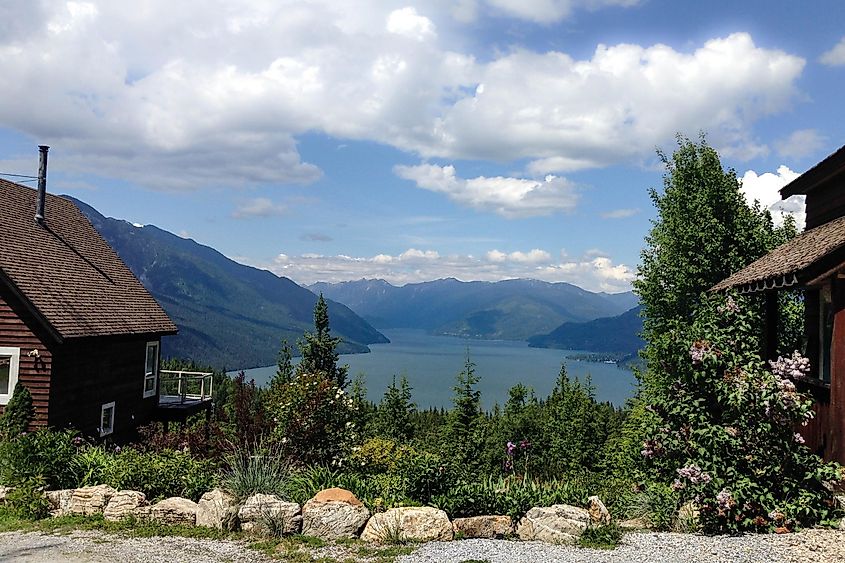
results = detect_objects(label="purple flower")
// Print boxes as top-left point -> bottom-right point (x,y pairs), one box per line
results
670,479 -> 685,491
677,464 -> 712,484
519,439 -> 531,451
716,489 -> 733,510
769,351 -> 811,380
506,441 -> 517,456
72,436 -> 83,446
793,432 -> 805,445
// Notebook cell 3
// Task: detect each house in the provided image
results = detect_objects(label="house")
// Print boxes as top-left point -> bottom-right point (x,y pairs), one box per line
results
713,143 -> 845,463
0,147 -> 207,440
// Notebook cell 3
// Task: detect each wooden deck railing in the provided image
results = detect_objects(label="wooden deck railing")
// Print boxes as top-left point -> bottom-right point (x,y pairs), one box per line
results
158,370 -> 214,405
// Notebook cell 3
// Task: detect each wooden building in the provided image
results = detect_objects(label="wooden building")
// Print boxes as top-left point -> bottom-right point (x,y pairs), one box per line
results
713,144 -> 845,463
0,171 -> 179,440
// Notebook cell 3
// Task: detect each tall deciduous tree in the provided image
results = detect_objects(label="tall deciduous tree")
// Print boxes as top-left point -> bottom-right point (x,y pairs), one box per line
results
634,134 -> 797,346
297,294 -> 349,388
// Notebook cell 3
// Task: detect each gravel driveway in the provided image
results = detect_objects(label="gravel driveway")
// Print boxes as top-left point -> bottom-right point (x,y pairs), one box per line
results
1,529 -> 843,562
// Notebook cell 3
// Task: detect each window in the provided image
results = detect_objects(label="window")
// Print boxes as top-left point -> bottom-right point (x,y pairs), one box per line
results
0,347 -> 20,406
100,401 -> 115,437
144,341 -> 159,398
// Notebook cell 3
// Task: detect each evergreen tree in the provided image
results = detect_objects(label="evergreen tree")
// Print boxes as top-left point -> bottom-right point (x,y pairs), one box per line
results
375,374 -> 416,442
0,382 -> 34,439
297,294 -> 349,388
445,351 -> 483,475
271,339 -> 294,387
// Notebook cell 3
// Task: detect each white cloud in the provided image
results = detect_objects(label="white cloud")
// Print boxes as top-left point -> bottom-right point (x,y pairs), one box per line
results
601,208 -> 639,219
386,7 -> 436,40
0,3 -> 805,190
261,247 -> 633,291
394,163 -> 578,217
232,197 -> 287,219
775,129 -> 826,159
740,166 -> 805,230
820,36 -> 845,66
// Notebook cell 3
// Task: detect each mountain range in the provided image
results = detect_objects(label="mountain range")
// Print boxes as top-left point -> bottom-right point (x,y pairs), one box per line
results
310,278 -> 638,341
67,197 -> 388,370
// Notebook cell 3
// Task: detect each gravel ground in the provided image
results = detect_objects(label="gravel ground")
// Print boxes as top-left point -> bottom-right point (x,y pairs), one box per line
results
1,529 -> 843,562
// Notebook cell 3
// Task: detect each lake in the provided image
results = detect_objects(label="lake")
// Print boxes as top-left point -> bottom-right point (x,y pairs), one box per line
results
235,329 -> 637,410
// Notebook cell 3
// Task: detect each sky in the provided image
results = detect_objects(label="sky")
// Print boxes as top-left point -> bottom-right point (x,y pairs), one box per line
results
1,0 -> 844,293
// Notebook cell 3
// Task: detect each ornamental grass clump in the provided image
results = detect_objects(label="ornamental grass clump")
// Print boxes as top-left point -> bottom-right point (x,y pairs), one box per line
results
640,293 -> 842,533
220,442 -> 290,501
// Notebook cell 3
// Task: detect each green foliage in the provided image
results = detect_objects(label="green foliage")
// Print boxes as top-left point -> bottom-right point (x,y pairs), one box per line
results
0,382 -> 34,439
579,522 -> 624,550
445,352 -> 484,477
623,482 -> 679,531
634,134 -> 796,344
98,447 -> 215,502
641,292 -> 842,533
431,475 -> 590,520
220,443 -> 289,501
223,372 -> 270,449
5,478 -> 50,520
373,375 -> 416,442
297,294 -> 349,388
0,428 -> 77,489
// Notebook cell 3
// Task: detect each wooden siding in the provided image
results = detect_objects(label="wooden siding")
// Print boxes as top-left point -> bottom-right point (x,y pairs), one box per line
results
805,181 -> 845,230
0,283 -> 53,427
50,336 -> 159,441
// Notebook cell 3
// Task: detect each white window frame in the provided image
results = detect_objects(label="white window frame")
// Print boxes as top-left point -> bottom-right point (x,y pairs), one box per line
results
143,341 -> 159,399
0,347 -> 21,406
100,401 -> 115,437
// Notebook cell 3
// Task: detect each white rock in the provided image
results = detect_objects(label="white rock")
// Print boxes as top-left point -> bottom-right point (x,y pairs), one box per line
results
361,507 -> 452,543
69,485 -> 117,516
588,496 -> 611,525
238,494 -> 302,535
301,490 -> 370,540
516,504 -> 590,544
149,497 -> 199,526
104,491 -> 148,522
196,488 -> 238,530
46,489 -> 74,518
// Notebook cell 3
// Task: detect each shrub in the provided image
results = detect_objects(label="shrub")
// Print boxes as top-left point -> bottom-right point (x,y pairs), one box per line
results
641,293 -> 843,533
71,444 -> 115,487
0,383 -> 34,439
623,482 -> 679,531
220,443 -> 289,501
0,428 -> 77,489
5,478 -> 50,520
100,447 -> 215,501
579,522 -> 624,550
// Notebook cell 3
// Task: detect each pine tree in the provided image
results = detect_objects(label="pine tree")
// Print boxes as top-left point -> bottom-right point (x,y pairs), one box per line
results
446,351 -> 483,475
375,374 -> 416,442
297,294 -> 349,388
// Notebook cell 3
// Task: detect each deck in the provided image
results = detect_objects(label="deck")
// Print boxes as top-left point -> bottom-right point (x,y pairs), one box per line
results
156,370 -> 214,420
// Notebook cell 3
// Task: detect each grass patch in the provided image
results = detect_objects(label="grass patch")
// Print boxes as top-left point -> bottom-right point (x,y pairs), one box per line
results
578,523 -> 624,550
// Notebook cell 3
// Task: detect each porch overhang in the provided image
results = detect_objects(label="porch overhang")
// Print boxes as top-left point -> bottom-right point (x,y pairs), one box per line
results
712,214 -> 845,294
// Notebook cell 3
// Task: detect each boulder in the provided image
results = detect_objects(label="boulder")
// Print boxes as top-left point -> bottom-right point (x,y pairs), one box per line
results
361,507 -> 452,543
452,515 -> 513,539
588,496 -> 611,526
302,489 -> 370,539
46,489 -> 74,517
516,504 -> 590,544
619,517 -> 649,530
69,485 -> 117,516
196,488 -> 239,530
0,485 -> 12,504
310,487 -> 364,506
149,497 -> 199,526
238,494 -> 302,535
104,491 -> 148,522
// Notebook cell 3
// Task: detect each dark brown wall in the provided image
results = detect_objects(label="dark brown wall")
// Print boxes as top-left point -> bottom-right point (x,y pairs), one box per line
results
50,335 -> 159,441
0,283 -> 53,426
805,182 -> 845,230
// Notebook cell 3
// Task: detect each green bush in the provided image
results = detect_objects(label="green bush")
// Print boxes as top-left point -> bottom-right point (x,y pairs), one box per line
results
0,383 -> 34,439
99,447 -> 215,502
623,482 -> 679,531
641,293 -> 843,533
579,522 -> 624,549
5,478 -> 50,520
0,428 -> 77,489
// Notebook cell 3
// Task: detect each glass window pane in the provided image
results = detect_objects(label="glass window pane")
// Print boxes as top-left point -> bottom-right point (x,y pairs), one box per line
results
145,343 -> 157,375
144,377 -> 155,393
0,359 -> 9,395
102,406 -> 113,431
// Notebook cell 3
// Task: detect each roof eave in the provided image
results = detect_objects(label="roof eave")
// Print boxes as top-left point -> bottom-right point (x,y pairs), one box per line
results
780,144 -> 845,198
0,267 -> 64,344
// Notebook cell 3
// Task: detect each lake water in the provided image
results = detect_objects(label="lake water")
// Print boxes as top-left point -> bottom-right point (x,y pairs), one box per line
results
235,329 -> 637,410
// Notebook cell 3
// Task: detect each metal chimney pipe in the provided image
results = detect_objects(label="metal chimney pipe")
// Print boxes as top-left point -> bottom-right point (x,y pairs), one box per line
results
35,145 -> 49,224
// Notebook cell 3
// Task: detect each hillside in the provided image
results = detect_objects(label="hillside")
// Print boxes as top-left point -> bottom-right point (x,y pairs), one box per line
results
67,197 -> 388,369
310,278 -> 638,341
527,305 -> 644,356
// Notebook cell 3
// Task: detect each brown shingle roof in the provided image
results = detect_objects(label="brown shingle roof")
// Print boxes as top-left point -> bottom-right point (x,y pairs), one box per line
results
0,179 -> 177,340
712,214 -> 845,292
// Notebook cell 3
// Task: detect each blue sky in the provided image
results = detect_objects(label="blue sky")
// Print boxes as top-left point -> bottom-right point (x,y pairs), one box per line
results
1,0 -> 844,292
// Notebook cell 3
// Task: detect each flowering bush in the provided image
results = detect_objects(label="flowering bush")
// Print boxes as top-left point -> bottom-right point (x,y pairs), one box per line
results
641,292 -> 842,533
268,371 -> 356,466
